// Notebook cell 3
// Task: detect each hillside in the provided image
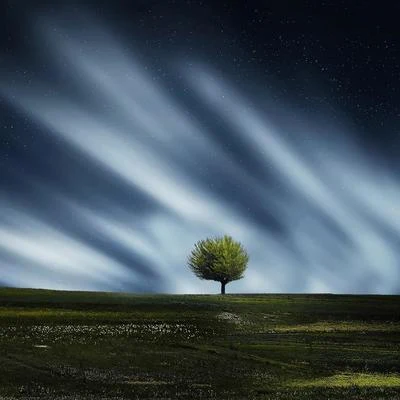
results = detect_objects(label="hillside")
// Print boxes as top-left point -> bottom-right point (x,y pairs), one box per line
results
0,288 -> 399,399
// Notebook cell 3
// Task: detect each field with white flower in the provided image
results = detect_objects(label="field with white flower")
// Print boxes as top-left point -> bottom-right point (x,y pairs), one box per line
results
0,288 -> 399,399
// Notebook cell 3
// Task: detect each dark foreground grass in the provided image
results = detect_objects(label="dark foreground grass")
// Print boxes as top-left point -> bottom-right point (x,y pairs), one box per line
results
0,288 -> 399,399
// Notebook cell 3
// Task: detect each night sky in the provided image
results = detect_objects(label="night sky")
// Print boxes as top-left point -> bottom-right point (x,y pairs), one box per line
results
0,1 -> 399,293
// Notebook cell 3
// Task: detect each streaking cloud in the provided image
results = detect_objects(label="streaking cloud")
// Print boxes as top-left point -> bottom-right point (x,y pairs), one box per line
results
185,66 -> 400,292
0,16 -> 399,293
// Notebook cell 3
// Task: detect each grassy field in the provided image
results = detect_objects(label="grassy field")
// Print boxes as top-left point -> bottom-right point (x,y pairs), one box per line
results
0,288 -> 399,399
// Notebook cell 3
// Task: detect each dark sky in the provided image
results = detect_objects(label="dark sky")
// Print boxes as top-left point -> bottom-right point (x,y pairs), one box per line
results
0,1 -> 399,293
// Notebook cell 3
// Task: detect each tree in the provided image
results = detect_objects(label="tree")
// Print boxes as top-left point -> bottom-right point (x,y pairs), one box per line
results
187,235 -> 249,294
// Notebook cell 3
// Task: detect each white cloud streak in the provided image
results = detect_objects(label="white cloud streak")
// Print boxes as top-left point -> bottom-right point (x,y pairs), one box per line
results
0,17 -> 399,293
186,66 -> 400,293
0,204 -> 135,290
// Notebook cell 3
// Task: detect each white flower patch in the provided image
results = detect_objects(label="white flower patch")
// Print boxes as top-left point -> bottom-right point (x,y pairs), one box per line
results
0,322 -> 202,344
216,312 -> 243,325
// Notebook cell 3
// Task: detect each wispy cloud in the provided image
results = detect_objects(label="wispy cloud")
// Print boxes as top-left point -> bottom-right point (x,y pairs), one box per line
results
0,16 -> 399,293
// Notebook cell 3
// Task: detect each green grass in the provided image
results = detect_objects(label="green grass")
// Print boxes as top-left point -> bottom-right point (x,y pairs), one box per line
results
0,288 -> 399,399
291,373 -> 400,388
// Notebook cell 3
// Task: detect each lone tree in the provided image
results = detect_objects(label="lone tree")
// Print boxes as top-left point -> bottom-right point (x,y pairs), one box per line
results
187,235 -> 249,294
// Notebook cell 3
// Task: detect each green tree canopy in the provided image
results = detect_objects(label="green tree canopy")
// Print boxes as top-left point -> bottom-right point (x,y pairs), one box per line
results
187,235 -> 249,294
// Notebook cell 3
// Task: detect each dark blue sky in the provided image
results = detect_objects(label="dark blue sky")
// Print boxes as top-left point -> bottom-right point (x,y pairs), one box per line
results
0,1 -> 399,293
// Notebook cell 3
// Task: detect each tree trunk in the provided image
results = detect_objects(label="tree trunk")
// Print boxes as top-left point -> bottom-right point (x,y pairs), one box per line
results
220,281 -> 226,295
